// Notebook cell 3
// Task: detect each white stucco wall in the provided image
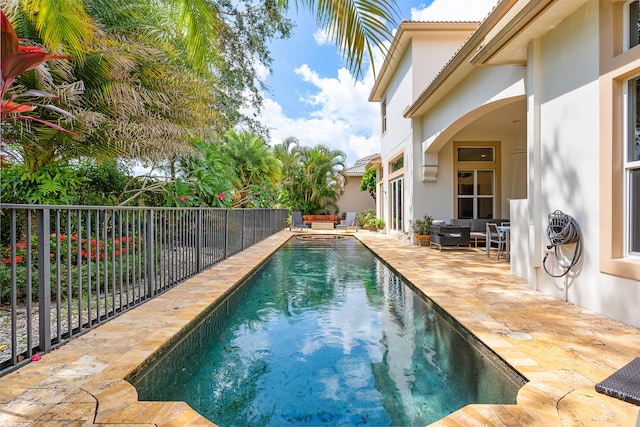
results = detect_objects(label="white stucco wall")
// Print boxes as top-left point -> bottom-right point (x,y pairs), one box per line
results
421,66 -> 526,153
411,128 -> 455,222
530,0 -> 640,327
380,47 -> 413,163
377,29 -> 481,235
379,47 -> 413,230
410,35 -> 474,100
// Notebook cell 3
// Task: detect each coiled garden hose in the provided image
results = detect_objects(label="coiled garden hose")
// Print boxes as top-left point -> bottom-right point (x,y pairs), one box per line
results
542,210 -> 583,278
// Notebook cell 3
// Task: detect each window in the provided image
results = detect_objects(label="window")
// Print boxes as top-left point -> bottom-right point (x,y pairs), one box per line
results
599,2 -> 640,279
626,76 -> 640,254
455,143 -> 498,220
389,177 -> 403,232
381,100 -> 387,133
457,170 -> 494,219
457,147 -> 494,162
390,156 -> 404,172
626,1 -> 640,50
388,154 -> 404,232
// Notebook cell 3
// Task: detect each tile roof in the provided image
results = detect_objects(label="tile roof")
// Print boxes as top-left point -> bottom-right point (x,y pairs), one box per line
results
344,154 -> 378,176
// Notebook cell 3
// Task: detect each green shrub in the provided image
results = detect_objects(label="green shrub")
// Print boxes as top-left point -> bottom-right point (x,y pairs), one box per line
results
357,209 -> 376,227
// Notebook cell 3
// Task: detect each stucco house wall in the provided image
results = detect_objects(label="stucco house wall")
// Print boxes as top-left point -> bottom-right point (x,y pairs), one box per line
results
370,22 -> 481,238
337,176 -> 375,214
527,0 -> 639,326
370,0 -> 640,327
530,1 -> 601,303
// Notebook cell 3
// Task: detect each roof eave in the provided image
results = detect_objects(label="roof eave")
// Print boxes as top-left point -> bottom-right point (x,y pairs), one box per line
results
369,21 -> 483,103
403,0 -> 520,118
404,0 -> 591,119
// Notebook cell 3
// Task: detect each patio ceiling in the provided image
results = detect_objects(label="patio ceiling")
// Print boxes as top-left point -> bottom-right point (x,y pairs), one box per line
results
425,96 -> 527,155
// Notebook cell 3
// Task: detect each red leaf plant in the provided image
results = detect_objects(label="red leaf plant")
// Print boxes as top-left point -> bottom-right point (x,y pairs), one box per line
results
0,11 -> 78,141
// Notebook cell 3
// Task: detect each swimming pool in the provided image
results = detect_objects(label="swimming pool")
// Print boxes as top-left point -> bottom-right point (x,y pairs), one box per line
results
130,236 -> 525,426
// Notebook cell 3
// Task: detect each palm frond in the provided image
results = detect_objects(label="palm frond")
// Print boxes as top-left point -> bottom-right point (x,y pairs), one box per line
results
171,0 -> 222,72
297,0 -> 399,79
23,0 -> 95,62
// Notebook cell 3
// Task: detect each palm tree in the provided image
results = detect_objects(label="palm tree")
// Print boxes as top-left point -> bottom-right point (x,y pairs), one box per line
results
300,144 -> 346,213
3,0 -> 397,181
222,130 -> 282,207
278,142 -> 345,213
4,1 -> 224,169
9,0 -> 398,80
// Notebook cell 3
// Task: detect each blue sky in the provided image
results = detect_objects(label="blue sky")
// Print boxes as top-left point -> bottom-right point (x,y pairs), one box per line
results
255,0 -> 499,166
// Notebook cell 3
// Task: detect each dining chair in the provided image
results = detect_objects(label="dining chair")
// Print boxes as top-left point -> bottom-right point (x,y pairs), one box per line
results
486,223 -> 506,260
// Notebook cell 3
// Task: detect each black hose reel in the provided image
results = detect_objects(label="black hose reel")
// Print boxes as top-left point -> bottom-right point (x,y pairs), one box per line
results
542,210 -> 583,278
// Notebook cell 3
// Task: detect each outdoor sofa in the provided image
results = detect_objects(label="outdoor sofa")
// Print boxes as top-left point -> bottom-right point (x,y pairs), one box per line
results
303,215 -> 340,226
449,218 -> 510,247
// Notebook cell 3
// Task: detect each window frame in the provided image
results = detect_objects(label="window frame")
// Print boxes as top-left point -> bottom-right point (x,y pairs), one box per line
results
454,142 -> 500,220
381,99 -> 387,134
624,0 -> 640,51
598,1 -> 640,280
387,153 -> 404,233
624,76 -> 640,256
456,170 -> 495,220
389,176 -> 404,233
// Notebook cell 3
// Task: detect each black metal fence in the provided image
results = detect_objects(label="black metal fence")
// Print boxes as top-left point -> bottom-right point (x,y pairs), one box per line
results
0,204 -> 287,376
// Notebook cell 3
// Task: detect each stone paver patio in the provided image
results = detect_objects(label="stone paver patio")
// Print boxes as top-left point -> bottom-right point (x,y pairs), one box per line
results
0,229 -> 639,426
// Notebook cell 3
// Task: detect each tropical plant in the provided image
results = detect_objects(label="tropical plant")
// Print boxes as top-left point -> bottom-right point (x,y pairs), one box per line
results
3,0 -> 293,171
278,0 -> 399,79
0,163 -> 88,205
360,168 -> 377,200
411,214 -> 433,235
221,130 -> 282,207
73,160 -> 130,206
368,217 -> 385,230
247,182 -> 281,208
274,140 -> 347,213
356,209 -> 376,228
0,10 -> 78,166
163,141 -> 234,208
0,231 -> 146,303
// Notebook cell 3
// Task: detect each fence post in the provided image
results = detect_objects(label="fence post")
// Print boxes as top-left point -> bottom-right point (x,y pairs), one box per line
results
196,209 -> 202,272
223,210 -> 228,260
241,210 -> 246,251
255,210 -> 259,242
37,208 -> 51,353
146,210 -> 155,298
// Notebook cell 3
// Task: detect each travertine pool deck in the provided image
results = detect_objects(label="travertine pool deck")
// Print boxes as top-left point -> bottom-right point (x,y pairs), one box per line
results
1,229 -> 639,426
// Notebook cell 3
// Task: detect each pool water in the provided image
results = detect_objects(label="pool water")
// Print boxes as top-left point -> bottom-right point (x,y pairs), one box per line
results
131,236 -> 524,426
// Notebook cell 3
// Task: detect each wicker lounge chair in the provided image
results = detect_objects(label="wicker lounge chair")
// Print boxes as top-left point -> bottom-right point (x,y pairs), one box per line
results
595,357 -> 640,406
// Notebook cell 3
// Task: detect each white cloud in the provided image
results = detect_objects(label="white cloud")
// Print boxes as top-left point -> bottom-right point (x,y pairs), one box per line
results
411,0 -> 498,21
254,0 -> 499,166
260,97 -> 379,165
313,29 -> 330,46
258,64 -> 380,166
252,59 -> 270,82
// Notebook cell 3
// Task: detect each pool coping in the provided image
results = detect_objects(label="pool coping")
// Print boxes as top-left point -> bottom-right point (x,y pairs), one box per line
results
0,230 -> 638,426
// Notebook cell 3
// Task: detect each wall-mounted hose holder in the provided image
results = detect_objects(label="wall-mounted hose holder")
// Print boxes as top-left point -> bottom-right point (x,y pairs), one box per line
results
542,210 -> 583,278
